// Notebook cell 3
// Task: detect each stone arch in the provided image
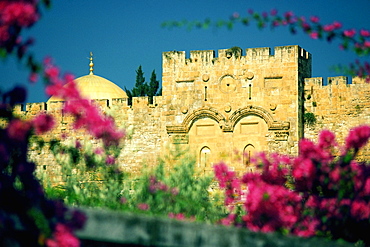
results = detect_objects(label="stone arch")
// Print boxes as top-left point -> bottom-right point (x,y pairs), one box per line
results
182,107 -> 226,132
229,105 -> 289,131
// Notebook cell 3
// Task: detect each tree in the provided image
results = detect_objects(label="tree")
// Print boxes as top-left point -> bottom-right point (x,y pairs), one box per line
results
148,70 -> 160,104
132,65 -> 148,97
126,66 -> 161,105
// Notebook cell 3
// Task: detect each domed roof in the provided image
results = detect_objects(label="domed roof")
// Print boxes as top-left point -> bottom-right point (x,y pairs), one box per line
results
48,53 -> 128,102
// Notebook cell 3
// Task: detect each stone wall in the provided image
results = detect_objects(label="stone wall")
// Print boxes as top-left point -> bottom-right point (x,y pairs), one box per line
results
12,45 -> 370,179
304,76 -> 370,160
76,207 -> 355,247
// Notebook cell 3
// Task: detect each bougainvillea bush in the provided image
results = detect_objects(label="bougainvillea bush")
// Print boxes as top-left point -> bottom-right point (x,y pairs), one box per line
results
0,1 -> 124,246
214,126 -> 370,245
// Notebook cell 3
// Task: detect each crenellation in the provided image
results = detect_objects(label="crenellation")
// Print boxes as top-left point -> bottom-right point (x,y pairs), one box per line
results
190,50 -> 215,64
132,96 -> 149,108
26,102 -> 46,112
328,76 -> 348,85
15,45 -> 370,180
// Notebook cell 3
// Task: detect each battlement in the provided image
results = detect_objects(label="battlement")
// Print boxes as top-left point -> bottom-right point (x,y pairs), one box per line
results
304,76 -> 369,87
163,45 -> 311,65
305,76 -> 350,87
14,98 -> 130,115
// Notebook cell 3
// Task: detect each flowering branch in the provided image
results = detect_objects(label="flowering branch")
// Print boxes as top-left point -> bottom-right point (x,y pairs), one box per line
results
213,126 -> 370,244
162,9 -> 370,81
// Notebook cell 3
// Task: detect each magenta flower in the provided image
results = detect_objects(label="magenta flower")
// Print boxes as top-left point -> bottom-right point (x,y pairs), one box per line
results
309,16 -> 319,23
284,11 -> 294,19
360,29 -> 370,37
28,72 -> 38,83
270,9 -> 278,16
309,31 -> 319,39
45,223 -> 80,247
94,147 -> 104,155
343,29 -> 356,37
2,2 -> 39,27
345,125 -> 370,150
332,21 -> 342,29
137,203 -> 149,211
350,200 -> 370,220
120,197 -> 127,204
32,113 -> 55,135
323,24 -> 335,32
318,130 -> 337,149
105,155 -> 115,165
7,119 -> 32,141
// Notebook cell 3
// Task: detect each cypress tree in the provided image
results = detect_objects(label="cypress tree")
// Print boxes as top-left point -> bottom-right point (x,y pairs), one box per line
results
132,65 -> 147,97
148,70 -> 160,103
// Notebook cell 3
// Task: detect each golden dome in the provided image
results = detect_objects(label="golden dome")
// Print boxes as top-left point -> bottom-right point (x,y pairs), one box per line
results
48,53 -> 127,102
48,74 -> 128,102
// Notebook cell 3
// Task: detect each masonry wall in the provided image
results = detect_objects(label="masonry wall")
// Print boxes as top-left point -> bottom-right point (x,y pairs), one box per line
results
162,45 -> 311,172
304,76 -> 370,161
14,45 -> 370,179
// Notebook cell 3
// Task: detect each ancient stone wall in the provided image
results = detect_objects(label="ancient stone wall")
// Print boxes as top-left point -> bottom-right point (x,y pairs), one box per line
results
304,76 -> 370,160
162,45 -> 311,172
14,45 -> 370,179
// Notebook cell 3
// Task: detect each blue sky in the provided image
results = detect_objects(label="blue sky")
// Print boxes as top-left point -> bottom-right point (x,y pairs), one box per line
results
1,0 -> 370,102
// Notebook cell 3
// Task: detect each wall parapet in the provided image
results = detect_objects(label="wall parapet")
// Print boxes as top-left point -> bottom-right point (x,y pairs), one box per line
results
76,207 -> 354,247
163,45 -> 311,65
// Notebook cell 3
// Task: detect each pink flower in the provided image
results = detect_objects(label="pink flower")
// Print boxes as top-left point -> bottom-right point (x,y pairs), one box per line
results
32,113 -> 55,135
301,22 -> 311,31
284,11 -> 294,19
363,41 -> 370,48
94,147 -> 104,155
351,200 -> 370,220
243,180 -> 302,232
28,72 -> 38,83
323,24 -> 335,32
293,217 -> 319,237
105,155 -> 115,165
45,223 -> 79,247
44,65 -> 60,79
309,31 -> 319,39
329,167 -> 341,184
364,178 -> 370,196
345,125 -> 370,150
137,203 -> 149,211
333,21 -> 342,29
270,9 -> 277,16
120,197 -> 127,204
292,158 -> 316,191
310,16 -> 319,23
343,29 -> 356,37
318,130 -> 337,149
360,29 -> 370,37
220,213 -> 236,226
7,119 -> 32,141
2,2 -> 39,27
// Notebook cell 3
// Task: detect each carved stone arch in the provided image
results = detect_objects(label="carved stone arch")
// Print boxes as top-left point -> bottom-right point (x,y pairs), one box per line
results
182,107 -> 227,132
166,106 -> 226,134
229,105 -> 290,131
